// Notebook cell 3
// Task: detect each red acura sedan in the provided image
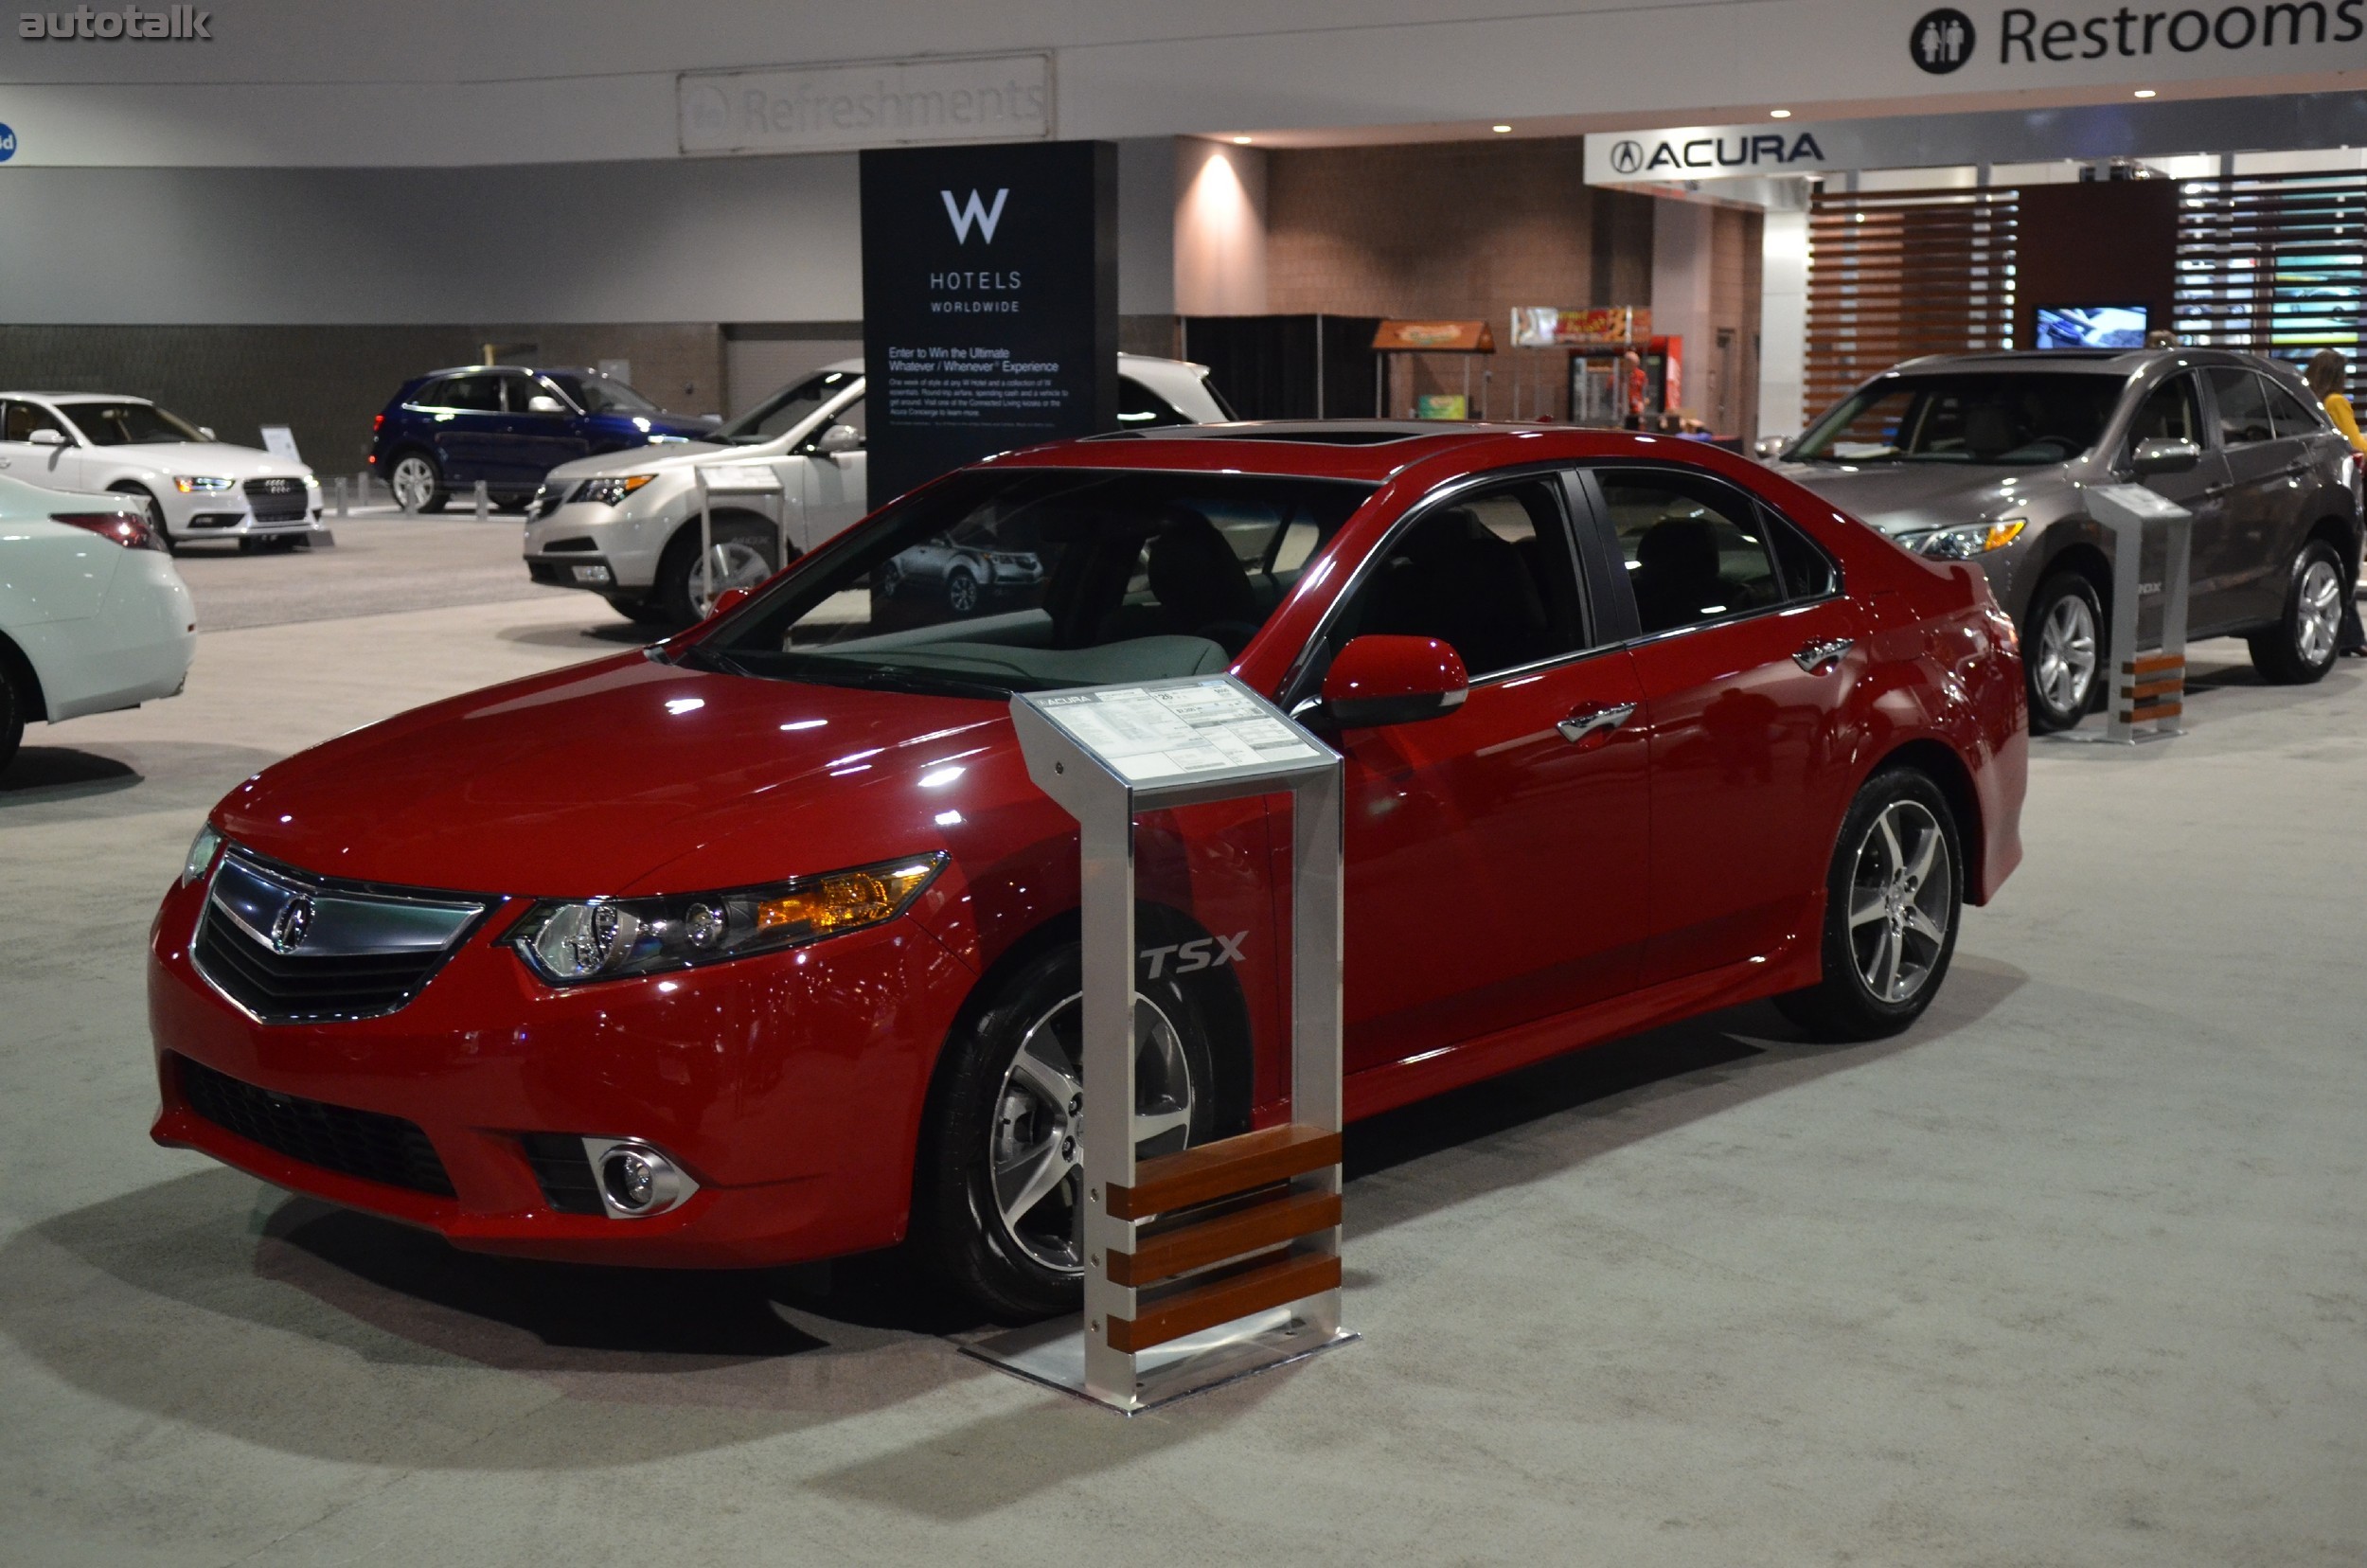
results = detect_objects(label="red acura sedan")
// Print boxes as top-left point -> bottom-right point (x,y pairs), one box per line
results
149,424 -> 2025,1317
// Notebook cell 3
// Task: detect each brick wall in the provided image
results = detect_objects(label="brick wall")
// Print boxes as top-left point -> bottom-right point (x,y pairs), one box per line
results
0,324 -> 725,479
1260,137 -> 1661,420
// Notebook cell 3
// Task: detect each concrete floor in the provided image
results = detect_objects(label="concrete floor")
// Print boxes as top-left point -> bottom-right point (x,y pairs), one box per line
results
3,544 -> 2364,1565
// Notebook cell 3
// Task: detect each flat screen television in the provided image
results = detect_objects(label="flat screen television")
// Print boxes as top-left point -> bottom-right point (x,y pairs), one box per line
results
2036,304 -> 2149,350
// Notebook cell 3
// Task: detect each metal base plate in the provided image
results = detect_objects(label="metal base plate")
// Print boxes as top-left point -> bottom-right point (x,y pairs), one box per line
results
961,1305 -> 1357,1415
2041,724 -> 2182,746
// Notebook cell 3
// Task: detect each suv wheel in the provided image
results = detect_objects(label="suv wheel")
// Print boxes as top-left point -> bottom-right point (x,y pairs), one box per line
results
387,452 -> 447,514
1775,767 -> 1964,1042
2025,571 -> 2102,734
0,655 -> 24,775
651,520 -> 778,626
912,944 -> 1224,1321
2248,540 -> 2345,686
944,565 -> 981,615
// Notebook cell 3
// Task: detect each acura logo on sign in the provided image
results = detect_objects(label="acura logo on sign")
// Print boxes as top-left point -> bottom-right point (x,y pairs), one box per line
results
1912,8 -> 1977,71
268,894 -> 315,954
940,187 -> 1008,244
1609,140 -> 1645,174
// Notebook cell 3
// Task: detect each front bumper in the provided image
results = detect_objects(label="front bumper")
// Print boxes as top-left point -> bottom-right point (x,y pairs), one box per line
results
147,868 -> 974,1268
524,501 -> 668,592
526,554 -> 619,592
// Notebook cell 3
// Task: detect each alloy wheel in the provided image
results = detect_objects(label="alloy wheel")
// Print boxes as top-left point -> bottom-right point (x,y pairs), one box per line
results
1847,800 -> 1953,1005
988,991 -> 1196,1274
946,568 -> 980,615
2296,557 -> 2342,666
689,540 -> 773,617
388,456 -> 436,512
2035,593 -> 2097,717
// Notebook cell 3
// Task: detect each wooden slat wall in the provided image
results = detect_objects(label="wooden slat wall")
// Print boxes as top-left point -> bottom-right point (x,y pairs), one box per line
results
2173,170 -> 2367,396
1805,188 -> 2019,414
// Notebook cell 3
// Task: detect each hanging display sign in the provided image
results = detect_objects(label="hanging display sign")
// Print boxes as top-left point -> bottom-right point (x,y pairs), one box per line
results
1370,320 -> 1495,352
1509,307 -> 1654,347
860,138 -> 1117,508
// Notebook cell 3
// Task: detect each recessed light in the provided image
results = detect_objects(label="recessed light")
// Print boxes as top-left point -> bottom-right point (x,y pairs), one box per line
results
1232,135 -> 1253,145
1770,108 -> 1793,118
1491,124 -> 1512,134
2134,87 -> 2157,98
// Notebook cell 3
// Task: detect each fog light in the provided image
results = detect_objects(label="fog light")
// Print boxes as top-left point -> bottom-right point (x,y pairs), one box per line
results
582,1137 -> 695,1219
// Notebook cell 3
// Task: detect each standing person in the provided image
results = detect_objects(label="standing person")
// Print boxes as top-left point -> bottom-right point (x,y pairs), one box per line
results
2305,348 -> 2367,657
1621,347 -> 1647,430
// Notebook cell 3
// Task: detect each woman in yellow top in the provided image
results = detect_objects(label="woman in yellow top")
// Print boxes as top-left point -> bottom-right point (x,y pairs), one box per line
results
2304,348 -> 2367,657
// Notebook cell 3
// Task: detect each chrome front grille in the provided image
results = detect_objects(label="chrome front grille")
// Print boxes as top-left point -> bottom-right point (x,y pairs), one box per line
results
191,850 -> 489,1024
243,476 -> 310,523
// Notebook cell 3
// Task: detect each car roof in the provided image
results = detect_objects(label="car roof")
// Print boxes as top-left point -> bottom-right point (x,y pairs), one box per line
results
990,420 -> 1751,484
415,365 -> 602,379
0,391 -> 153,403
1882,347 -> 2282,377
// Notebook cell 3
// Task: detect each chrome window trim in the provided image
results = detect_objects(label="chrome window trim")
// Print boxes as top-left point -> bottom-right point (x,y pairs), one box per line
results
1278,460 -> 1630,709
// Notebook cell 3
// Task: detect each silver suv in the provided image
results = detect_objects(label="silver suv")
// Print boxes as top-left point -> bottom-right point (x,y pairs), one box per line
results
1776,349 -> 2362,731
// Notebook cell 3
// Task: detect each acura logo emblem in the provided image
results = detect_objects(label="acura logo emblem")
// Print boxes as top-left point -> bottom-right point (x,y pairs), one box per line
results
1609,139 -> 1644,175
268,894 -> 314,953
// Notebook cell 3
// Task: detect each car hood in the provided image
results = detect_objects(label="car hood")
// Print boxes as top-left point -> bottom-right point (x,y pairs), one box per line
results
210,653 -> 1030,899
96,442 -> 311,481
1771,460 -> 2069,537
543,439 -> 739,485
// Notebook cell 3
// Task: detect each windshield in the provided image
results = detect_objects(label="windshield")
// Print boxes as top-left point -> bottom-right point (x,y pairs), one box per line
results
685,468 -> 1374,698
715,370 -> 853,445
1790,373 -> 2124,466
60,401 -> 206,446
540,372 -> 658,416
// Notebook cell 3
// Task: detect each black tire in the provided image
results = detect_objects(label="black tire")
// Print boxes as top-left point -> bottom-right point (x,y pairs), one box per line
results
2247,539 -> 2345,686
386,451 -> 448,514
874,561 -> 904,599
2023,570 -> 2103,734
0,655 -> 23,775
110,484 -> 171,554
912,942 -> 1225,1321
944,565 -> 981,616
1775,767 -> 1965,1042
650,518 -> 780,627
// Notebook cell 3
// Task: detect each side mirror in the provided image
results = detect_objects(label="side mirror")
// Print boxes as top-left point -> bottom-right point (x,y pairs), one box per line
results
199,426 -> 216,441
1322,635 -> 1468,728
813,423 -> 862,456
27,428 -> 65,448
712,586 -> 754,615
2132,437 -> 2200,476
525,395 -> 566,414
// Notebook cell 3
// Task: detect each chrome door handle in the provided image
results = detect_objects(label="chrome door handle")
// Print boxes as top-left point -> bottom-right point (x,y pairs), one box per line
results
1793,637 -> 1854,673
1557,701 -> 1636,744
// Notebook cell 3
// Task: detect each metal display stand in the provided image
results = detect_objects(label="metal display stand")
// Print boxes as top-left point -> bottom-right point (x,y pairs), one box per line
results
964,675 -> 1355,1413
691,463 -> 790,613
2054,484 -> 2192,744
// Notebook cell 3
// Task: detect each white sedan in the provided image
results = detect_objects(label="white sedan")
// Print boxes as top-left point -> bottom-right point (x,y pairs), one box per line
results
0,393 -> 324,552
522,354 -> 1234,625
0,473 -> 197,772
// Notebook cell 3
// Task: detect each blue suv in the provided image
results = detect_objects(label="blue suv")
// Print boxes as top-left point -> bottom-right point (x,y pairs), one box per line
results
367,365 -> 717,512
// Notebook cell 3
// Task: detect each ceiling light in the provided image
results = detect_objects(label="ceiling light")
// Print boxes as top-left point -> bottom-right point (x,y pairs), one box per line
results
1491,124 -> 1512,134
1232,135 -> 1253,145
2134,88 -> 2157,98
1770,109 -> 1793,118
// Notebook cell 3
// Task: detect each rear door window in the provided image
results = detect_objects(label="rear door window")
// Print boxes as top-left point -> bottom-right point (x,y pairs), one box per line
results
427,375 -> 504,413
1594,469 -> 1787,636
2207,368 -> 2274,447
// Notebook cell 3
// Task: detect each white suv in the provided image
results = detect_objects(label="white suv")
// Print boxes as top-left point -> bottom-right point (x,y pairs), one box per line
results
0,394 -> 322,553
522,355 -> 1233,625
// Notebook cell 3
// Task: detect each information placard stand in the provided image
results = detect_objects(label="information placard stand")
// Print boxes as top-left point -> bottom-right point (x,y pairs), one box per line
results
963,675 -> 1355,1414
2048,484 -> 2192,745
691,464 -> 790,615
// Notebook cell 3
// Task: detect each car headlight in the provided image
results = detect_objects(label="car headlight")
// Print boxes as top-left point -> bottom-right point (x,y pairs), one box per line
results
508,853 -> 945,986
173,476 -> 236,493
570,474 -> 658,508
1912,518 -> 2026,559
181,823 -> 222,886
303,473 -> 321,490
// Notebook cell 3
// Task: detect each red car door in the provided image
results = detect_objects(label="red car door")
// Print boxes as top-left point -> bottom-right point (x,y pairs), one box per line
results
1317,472 -> 1652,1075
1579,465 -> 1865,987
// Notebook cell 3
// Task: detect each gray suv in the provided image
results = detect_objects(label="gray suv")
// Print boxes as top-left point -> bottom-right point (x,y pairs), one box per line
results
1776,349 -> 2362,731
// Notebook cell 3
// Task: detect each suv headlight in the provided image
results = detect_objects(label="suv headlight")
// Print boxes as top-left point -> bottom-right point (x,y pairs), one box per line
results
173,476 -> 236,493
1912,518 -> 2026,559
508,854 -> 945,986
570,474 -> 657,508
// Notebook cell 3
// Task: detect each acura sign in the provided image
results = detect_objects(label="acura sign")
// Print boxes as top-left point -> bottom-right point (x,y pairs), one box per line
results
1586,127 -> 1834,183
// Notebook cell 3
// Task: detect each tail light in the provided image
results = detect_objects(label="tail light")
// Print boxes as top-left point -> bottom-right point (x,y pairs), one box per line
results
372,413 -> 384,433
53,510 -> 163,551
